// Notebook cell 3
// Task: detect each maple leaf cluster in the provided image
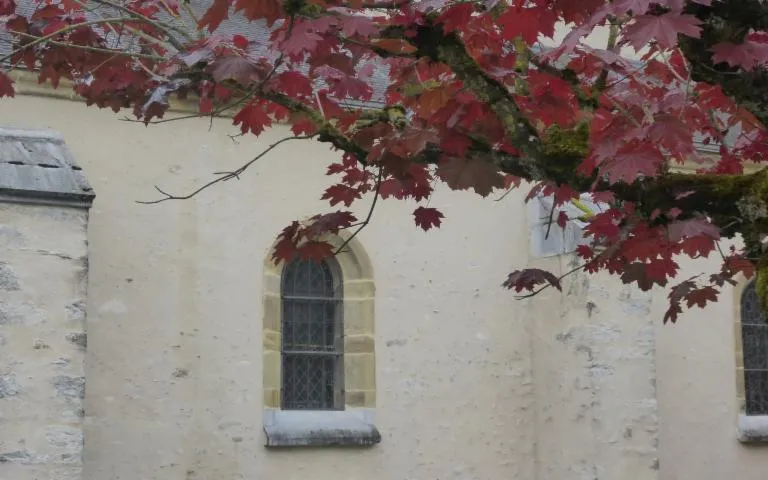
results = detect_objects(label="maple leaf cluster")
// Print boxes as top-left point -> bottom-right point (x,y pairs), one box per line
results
1,0 -> 767,322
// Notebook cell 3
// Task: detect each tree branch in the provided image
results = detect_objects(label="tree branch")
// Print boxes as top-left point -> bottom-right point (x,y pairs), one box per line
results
136,134 -> 315,204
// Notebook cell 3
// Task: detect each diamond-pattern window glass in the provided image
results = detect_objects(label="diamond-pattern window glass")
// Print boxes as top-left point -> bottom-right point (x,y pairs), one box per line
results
281,258 -> 343,410
742,281 -> 768,415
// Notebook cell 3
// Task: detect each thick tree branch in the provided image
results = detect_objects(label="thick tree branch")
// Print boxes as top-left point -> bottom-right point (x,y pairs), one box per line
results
259,90 -> 370,161
412,24 -> 546,175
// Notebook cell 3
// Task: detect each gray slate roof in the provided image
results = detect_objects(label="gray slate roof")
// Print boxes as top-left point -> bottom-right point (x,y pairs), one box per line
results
1,0 -> 390,107
0,2 -> 731,153
0,127 -> 94,208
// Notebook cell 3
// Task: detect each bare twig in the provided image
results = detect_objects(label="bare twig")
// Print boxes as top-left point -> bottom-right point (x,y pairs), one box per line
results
334,167 -> 382,255
136,135 -> 316,204
544,199 -> 556,239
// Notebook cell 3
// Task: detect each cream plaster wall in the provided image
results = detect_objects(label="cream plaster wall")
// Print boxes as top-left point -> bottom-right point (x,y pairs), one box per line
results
0,93 -> 535,479
522,251 -> 659,480
653,252 -> 768,480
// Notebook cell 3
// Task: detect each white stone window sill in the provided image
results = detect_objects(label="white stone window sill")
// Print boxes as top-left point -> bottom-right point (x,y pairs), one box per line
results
738,414 -> 768,443
263,408 -> 381,447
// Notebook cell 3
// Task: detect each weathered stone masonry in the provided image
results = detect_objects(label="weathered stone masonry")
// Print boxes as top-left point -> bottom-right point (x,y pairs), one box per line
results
0,128 -> 93,480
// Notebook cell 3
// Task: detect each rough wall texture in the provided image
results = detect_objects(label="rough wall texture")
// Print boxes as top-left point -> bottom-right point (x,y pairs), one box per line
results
653,253 -> 768,480
0,94 -> 537,480
1,87 -> 753,480
524,254 -> 659,480
0,202 -> 89,480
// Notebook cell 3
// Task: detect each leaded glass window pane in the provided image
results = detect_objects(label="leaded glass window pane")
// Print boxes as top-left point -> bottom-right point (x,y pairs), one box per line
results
742,282 -> 768,415
281,258 -> 343,410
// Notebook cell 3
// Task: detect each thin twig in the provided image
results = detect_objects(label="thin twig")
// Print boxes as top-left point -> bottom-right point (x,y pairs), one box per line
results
715,240 -> 728,262
494,186 -> 516,202
136,135 -> 316,204
544,199 -> 556,239
334,167 -> 383,255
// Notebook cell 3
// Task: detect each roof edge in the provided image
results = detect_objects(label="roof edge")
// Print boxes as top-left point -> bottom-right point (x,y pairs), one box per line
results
0,189 -> 95,209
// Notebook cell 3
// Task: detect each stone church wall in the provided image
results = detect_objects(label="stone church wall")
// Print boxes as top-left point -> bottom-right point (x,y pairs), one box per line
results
0,201 -> 90,480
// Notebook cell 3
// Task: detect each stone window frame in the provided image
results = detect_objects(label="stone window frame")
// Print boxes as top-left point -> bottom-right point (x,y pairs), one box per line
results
262,232 -> 380,447
734,277 -> 768,443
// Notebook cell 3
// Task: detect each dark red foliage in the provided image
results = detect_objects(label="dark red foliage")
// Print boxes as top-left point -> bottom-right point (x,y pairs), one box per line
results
3,0 -> 766,322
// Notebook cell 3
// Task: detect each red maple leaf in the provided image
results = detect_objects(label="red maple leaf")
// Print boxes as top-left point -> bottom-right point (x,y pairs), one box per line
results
370,38 -> 417,54
436,3 -> 475,33
621,262 -> 670,291
0,72 -> 15,98
296,241 -> 335,263
337,14 -> 379,37
321,184 -> 362,207
273,71 -> 313,97
711,37 -> 768,70
498,5 -> 556,44
232,34 -> 249,50
622,13 -> 701,51
416,87 -> 453,119
0,0 -> 15,15
436,156 -> 505,197
199,96 -> 213,114
724,256 -> 755,279
664,279 -> 719,323
517,71 -> 579,127
503,268 -> 562,293
233,0 -> 283,25
413,206 -> 444,231
209,55 -> 265,85
599,141 -> 665,184
667,218 -> 720,243
305,211 -> 357,237
233,102 -> 272,136
318,68 -> 373,100
198,0 -> 229,31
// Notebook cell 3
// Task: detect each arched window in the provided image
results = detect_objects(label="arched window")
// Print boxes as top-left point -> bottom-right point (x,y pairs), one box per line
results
741,281 -> 768,415
280,258 -> 344,410
262,233 -> 379,447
